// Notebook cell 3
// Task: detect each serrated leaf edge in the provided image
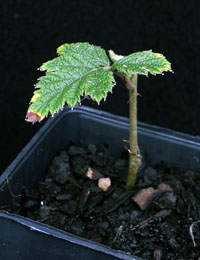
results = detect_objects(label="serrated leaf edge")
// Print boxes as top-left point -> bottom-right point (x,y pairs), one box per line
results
111,50 -> 172,77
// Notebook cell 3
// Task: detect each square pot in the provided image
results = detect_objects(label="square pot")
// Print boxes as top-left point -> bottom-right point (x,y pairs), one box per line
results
0,106 -> 200,260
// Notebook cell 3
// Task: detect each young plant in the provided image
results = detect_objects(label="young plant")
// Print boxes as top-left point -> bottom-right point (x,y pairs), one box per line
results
26,42 -> 172,189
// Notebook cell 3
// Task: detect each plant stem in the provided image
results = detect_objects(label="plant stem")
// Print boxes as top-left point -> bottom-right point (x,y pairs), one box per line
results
126,74 -> 141,189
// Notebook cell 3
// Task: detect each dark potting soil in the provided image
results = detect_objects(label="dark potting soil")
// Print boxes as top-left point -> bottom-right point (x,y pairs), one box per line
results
12,141 -> 200,259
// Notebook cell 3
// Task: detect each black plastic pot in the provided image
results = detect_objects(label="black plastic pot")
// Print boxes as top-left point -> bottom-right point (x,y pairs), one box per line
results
0,106 -> 200,260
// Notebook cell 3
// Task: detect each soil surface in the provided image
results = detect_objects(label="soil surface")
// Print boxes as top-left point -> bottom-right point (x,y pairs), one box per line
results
13,141 -> 200,260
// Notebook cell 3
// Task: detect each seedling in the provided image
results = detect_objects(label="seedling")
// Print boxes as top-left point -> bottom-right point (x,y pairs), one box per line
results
26,42 -> 172,189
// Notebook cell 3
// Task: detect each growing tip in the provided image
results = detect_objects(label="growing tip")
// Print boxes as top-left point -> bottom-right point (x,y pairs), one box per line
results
108,50 -> 124,62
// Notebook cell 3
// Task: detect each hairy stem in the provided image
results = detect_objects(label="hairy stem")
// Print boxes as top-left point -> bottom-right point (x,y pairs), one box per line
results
126,74 -> 141,189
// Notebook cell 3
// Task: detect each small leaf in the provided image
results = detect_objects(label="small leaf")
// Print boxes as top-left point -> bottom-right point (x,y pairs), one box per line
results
111,50 -> 172,77
27,42 -> 115,122
108,50 -> 124,62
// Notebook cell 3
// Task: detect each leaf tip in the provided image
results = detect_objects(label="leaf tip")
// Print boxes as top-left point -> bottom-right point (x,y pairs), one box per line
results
25,111 -> 42,123
57,43 -> 69,55
39,64 -> 46,71
57,45 -> 63,54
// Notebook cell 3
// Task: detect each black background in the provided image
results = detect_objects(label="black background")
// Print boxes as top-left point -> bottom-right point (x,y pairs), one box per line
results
1,0 -> 200,173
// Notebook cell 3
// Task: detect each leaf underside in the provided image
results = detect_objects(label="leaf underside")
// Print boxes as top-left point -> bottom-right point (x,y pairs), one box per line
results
111,50 -> 172,77
27,42 -> 115,122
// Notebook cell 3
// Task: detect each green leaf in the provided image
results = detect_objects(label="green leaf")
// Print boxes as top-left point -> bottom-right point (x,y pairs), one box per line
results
110,50 -> 172,77
26,42 -> 114,122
